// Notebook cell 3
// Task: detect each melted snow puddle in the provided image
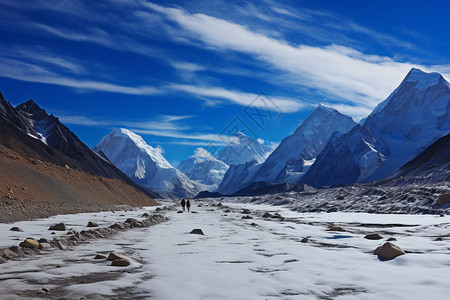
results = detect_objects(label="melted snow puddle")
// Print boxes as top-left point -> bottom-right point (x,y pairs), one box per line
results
0,202 -> 449,299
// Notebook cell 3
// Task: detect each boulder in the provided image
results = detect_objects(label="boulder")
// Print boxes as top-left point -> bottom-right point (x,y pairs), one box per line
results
9,246 -> 24,256
262,212 -> 273,218
189,229 -> 204,235
38,242 -> 52,250
107,252 -> 128,261
10,227 -> 23,232
364,233 -> 383,240
387,237 -> 397,241
300,237 -> 310,243
48,223 -> 67,231
94,254 -> 107,259
125,218 -> 138,224
374,242 -> 405,260
19,238 -> 39,249
0,248 -> 19,259
177,211 -> 183,214
241,209 -> 251,214
327,225 -> 345,232
242,215 -> 253,220
437,194 -> 450,206
111,258 -> 130,267
38,238 -> 49,243
87,221 -> 99,227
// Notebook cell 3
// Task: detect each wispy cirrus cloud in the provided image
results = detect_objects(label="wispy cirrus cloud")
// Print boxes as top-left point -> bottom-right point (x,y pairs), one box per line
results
144,2 -> 449,115
170,84 -> 305,113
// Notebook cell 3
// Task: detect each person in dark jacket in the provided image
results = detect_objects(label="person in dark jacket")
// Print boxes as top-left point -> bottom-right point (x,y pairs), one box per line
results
186,199 -> 191,212
181,199 -> 186,211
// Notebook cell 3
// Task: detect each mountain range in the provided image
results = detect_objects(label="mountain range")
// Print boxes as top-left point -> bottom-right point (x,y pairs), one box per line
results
302,68 -> 450,188
1,68 -> 448,204
93,128 -> 203,198
0,92 -> 157,214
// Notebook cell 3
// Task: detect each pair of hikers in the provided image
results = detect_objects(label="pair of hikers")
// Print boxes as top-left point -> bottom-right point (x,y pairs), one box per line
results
180,199 -> 191,212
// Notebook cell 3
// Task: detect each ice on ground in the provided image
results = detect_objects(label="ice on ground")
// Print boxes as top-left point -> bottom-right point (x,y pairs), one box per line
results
0,202 -> 449,299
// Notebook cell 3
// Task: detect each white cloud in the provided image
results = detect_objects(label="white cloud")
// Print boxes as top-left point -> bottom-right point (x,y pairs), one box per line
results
170,84 -> 305,113
0,56 -> 162,95
145,3 -> 450,115
192,147 -> 215,159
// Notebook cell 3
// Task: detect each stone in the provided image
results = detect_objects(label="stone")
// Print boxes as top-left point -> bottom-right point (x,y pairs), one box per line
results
42,288 -> 50,293
10,227 -> 23,232
19,238 -> 39,249
55,240 -> 68,250
125,218 -> 138,224
374,242 -> 405,260
107,252 -> 128,261
327,225 -> 345,232
38,238 -> 49,243
110,222 -> 125,230
38,242 -> 52,250
251,223 -> 257,227
241,209 -> 251,214
437,194 -> 450,206
48,223 -> 67,231
300,237 -> 310,243
242,215 -> 253,220
434,237 -> 444,241
87,221 -> 99,227
262,212 -> 273,218
9,246 -> 24,256
0,248 -> 19,259
272,213 -> 283,219
177,211 -> 183,214
189,229 -> 204,235
387,237 -> 397,241
111,258 -> 130,267
94,254 -> 107,259
217,203 -> 223,207
364,233 -> 383,240
224,209 -> 231,213
142,213 -> 150,217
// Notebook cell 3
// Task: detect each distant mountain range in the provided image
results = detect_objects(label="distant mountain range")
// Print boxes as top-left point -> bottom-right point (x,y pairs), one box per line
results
2,67 -> 448,202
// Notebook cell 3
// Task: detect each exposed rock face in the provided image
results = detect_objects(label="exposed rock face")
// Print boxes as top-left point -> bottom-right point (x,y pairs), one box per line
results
374,242 -> 405,260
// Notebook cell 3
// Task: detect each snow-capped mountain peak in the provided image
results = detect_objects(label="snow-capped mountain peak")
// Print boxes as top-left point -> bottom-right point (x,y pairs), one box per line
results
217,131 -> 273,166
94,128 -> 202,198
303,68 -> 450,187
178,148 -> 229,192
405,68 -> 444,90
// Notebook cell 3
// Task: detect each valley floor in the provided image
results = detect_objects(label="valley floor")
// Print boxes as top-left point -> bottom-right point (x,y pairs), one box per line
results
0,201 -> 449,299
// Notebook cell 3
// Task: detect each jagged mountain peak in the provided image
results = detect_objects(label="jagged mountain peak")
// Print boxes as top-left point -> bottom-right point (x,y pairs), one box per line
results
94,128 -> 202,198
217,131 -> 272,166
405,68 -> 444,88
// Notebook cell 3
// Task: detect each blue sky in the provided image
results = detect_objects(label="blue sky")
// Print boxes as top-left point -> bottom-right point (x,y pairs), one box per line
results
1,0 -> 449,166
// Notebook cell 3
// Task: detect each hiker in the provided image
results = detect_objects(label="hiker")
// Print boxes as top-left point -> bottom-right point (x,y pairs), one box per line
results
186,199 -> 191,212
181,199 -> 186,211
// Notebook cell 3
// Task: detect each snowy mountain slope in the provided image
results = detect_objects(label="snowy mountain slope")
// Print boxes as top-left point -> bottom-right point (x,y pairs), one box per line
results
178,148 -> 229,192
217,159 -> 262,195
388,133 -> 450,184
303,68 -> 450,187
249,105 -> 356,184
93,128 -> 202,198
217,131 -> 273,166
